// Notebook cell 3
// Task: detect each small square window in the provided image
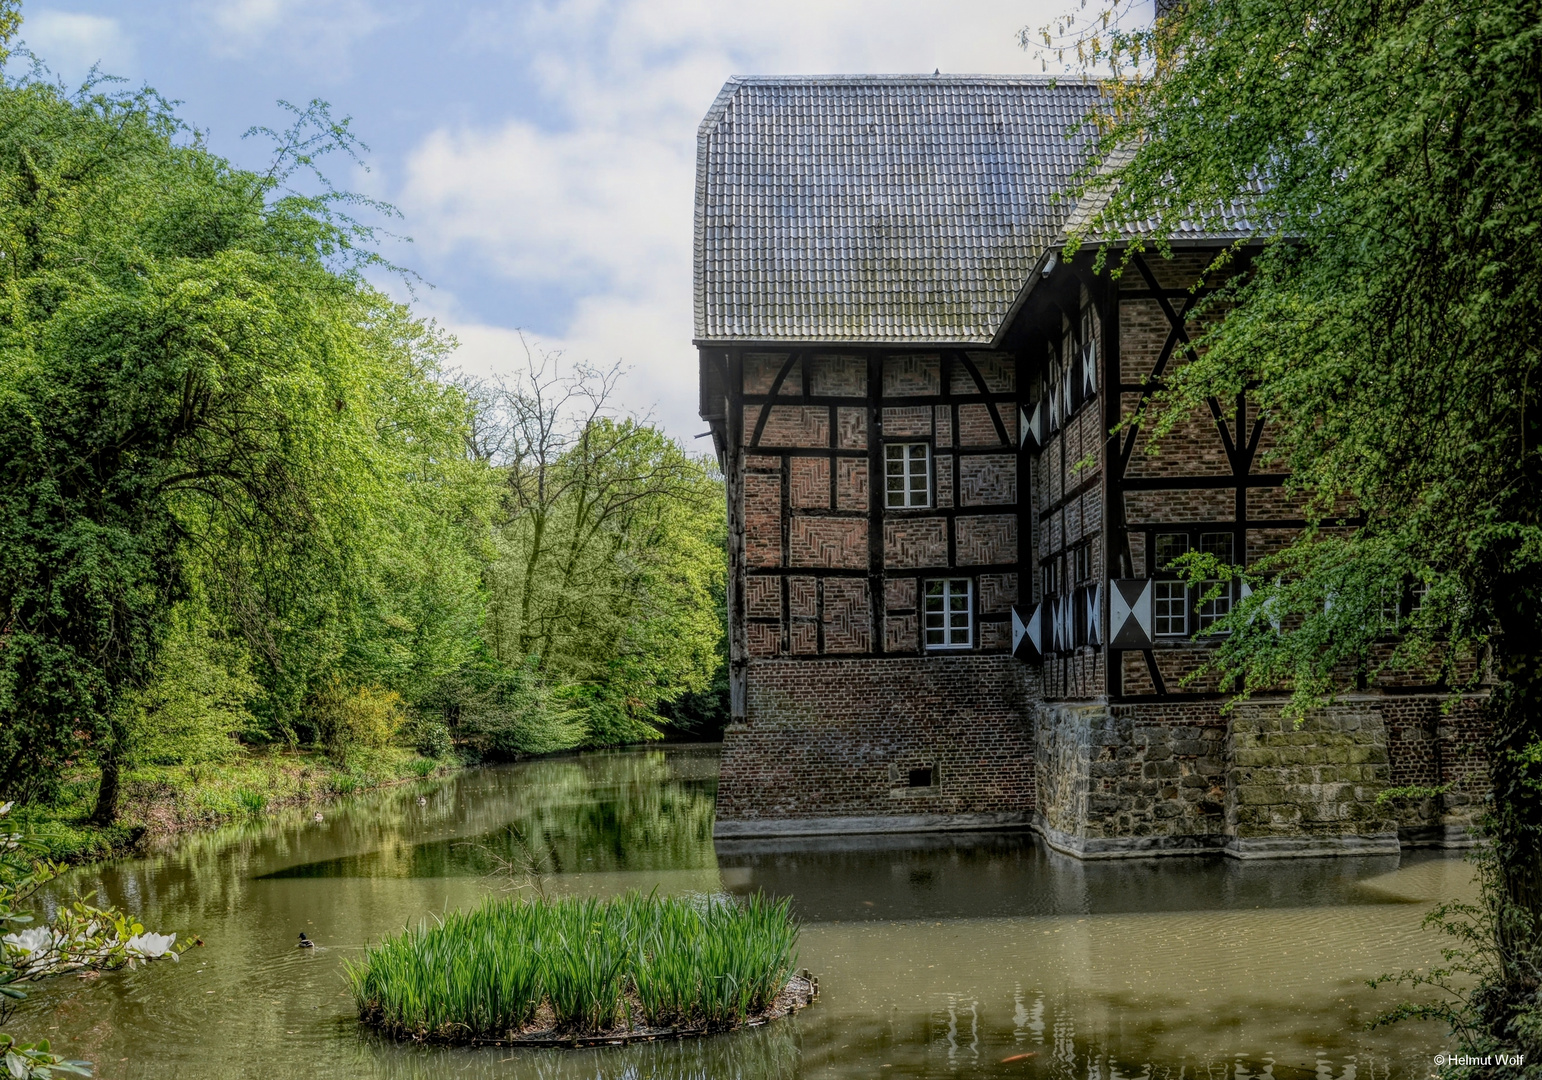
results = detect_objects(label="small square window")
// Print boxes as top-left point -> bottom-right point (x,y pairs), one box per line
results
1154,580 -> 1188,636
924,579 -> 972,649
1197,582 -> 1231,630
1378,588 -> 1402,632
1155,533 -> 1191,571
885,443 -> 930,508
1200,532 -> 1234,563
908,767 -> 934,788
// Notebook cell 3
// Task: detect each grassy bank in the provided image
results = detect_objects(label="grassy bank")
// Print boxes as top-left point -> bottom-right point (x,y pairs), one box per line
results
13,747 -> 455,863
346,892 -> 802,1042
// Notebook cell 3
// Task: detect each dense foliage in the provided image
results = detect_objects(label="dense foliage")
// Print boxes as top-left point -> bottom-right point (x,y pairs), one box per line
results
470,355 -> 727,748
346,891 -> 799,1040
0,5 -> 727,826
1038,0 -> 1542,1064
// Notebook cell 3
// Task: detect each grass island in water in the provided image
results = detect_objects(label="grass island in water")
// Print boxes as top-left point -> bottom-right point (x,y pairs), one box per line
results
345,892 -> 813,1045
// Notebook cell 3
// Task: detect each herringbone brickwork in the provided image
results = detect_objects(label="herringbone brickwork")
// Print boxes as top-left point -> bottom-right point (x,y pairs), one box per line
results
744,474 -> 781,567
885,576 -> 916,610
960,455 -> 1016,505
883,355 -> 941,396
809,354 -> 865,396
789,620 -> 818,654
836,458 -> 868,510
789,516 -> 868,568
745,576 -> 781,618
977,573 -> 1017,614
788,576 -> 817,617
837,407 -> 867,449
955,514 -> 1016,565
747,623 -> 779,657
886,614 -> 918,652
789,457 -> 830,508
822,578 -> 872,653
757,406 -> 830,448
884,517 -> 948,568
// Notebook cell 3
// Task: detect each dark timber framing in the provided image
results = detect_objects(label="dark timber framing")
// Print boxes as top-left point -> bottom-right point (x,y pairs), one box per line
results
702,343 -> 1022,667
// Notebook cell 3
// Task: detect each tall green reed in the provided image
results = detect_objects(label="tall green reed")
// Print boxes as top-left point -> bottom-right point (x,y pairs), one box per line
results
346,891 -> 799,1040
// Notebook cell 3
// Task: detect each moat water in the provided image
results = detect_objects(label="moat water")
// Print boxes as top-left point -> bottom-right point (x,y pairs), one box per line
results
14,745 -> 1468,1079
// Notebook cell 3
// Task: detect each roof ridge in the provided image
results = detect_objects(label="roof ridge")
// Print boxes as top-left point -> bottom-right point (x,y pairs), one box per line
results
724,73 -> 1109,85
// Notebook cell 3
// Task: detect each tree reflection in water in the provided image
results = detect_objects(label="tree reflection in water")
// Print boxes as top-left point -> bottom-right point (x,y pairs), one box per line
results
8,746 -> 1466,1080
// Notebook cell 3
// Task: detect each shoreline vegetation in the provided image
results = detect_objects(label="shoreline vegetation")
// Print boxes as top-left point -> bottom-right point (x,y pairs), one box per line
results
16,748 -> 456,864
345,892 -> 809,1046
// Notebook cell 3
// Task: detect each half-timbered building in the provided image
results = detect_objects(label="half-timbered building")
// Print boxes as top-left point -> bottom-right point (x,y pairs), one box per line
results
695,74 -> 1487,857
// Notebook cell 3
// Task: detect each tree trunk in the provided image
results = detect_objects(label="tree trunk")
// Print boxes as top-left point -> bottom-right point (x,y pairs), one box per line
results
91,744 -> 121,826
1487,568 -> 1542,1022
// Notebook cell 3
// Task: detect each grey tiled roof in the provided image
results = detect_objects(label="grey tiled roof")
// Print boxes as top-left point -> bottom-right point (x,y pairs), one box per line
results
694,75 -> 1106,346
1057,147 -> 1266,245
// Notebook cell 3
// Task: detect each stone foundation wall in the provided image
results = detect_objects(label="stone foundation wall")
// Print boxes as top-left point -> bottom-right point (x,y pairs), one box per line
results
1226,704 -> 1399,856
1033,695 -> 1490,858
715,655 -> 1037,836
1034,701 -> 1228,856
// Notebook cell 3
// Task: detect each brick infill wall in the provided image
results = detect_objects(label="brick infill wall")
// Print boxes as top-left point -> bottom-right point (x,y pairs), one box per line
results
715,655 -> 1037,834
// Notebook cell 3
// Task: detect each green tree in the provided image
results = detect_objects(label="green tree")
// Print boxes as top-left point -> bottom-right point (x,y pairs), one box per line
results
473,343 -> 727,746
0,61 -> 486,818
1041,0 -> 1541,1053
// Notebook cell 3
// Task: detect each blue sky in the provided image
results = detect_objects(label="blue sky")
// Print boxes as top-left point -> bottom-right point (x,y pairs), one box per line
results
15,0 -> 1101,440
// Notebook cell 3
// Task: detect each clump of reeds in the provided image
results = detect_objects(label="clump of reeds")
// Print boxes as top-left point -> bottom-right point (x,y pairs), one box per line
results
344,891 -> 799,1041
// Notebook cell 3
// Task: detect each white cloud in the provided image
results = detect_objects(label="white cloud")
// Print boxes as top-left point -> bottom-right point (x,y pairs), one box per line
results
198,0 -> 390,65
399,0 -> 1075,441
23,10 -> 133,79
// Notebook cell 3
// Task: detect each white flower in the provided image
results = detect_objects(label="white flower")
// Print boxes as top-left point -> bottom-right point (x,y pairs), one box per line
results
124,931 -> 177,960
3,927 -> 56,957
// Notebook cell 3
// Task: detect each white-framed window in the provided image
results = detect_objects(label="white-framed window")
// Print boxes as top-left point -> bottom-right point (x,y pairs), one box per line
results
1154,580 -> 1188,637
1197,582 -> 1231,630
1378,586 -> 1402,632
884,443 -> 931,508
1073,544 -> 1092,584
1080,305 -> 1098,398
924,578 -> 972,649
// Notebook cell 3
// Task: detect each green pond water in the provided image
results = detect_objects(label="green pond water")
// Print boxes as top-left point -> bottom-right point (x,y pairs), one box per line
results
12,744 -> 1470,1079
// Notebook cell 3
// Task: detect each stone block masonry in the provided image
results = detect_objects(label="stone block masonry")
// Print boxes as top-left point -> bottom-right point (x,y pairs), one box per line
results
1033,696 -> 1490,858
1226,704 -> 1400,857
715,655 -> 1038,836
1035,702 -> 1228,857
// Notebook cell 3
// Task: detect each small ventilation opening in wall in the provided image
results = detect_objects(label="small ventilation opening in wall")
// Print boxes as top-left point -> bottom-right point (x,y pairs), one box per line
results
908,767 -> 934,788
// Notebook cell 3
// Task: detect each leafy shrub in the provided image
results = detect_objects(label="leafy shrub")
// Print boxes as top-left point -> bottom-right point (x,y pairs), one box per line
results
312,682 -> 406,765
426,658 -> 586,760
558,682 -> 663,749
400,714 -> 452,759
